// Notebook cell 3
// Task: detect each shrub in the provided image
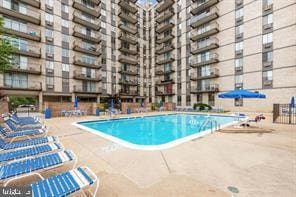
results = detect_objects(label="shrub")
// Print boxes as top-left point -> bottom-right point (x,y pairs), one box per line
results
193,103 -> 212,111
97,103 -> 107,111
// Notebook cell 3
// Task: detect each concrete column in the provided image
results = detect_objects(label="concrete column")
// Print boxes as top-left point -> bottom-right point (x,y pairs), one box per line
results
97,95 -> 100,103
71,93 -> 76,102
38,92 -> 43,112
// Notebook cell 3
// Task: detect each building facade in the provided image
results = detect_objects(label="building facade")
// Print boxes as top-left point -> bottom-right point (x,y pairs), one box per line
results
0,0 -> 295,112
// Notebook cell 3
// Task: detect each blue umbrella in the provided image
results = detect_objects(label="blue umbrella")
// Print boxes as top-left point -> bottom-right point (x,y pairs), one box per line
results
111,99 -> 114,109
291,96 -> 295,108
73,97 -> 78,108
139,99 -> 143,107
218,89 -> 266,99
160,100 -> 163,107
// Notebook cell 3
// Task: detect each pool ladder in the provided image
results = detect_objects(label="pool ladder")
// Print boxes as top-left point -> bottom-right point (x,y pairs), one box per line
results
198,117 -> 221,133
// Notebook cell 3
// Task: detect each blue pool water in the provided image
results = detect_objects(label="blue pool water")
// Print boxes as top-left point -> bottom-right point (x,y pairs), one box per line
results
77,114 -> 236,147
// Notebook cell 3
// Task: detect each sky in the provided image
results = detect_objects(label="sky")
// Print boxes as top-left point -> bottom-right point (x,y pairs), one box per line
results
138,0 -> 157,5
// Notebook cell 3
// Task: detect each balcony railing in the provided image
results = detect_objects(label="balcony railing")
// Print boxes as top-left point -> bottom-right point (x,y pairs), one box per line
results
12,43 -> 41,58
157,31 -> 175,43
73,56 -> 100,68
2,21 -> 41,41
119,0 -> 138,14
119,32 -> 137,44
190,53 -> 219,67
191,38 -> 219,54
73,10 -> 100,30
0,0 -> 41,24
190,68 -> 219,80
119,67 -> 138,75
119,22 -> 137,34
73,25 -> 101,43
73,41 -> 101,56
156,0 -> 174,13
119,44 -> 137,54
2,79 -> 42,91
119,78 -> 138,86
156,54 -> 175,65
191,22 -> 219,41
156,19 -> 174,33
191,84 -> 219,93
73,85 -> 101,94
8,61 -> 41,75
191,7 -> 219,28
119,89 -> 138,96
118,9 -> 137,24
155,79 -> 175,85
191,0 -> 219,15
118,54 -> 138,65
73,0 -> 100,17
155,90 -> 175,96
156,8 -> 174,23
73,70 -> 101,81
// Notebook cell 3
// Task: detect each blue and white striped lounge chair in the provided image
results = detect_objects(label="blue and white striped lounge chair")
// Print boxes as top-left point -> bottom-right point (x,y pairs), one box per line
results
0,150 -> 76,186
0,126 -> 47,142
10,113 -> 40,125
5,119 -> 43,131
31,166 -> 99,197
0,136 -> 58,151
0,142 -> 62,163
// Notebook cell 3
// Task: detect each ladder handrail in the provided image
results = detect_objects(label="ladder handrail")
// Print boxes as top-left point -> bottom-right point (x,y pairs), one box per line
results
198,116 -> 221,133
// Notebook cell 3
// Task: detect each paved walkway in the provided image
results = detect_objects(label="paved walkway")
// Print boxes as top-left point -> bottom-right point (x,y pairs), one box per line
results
43,112 -> 295,197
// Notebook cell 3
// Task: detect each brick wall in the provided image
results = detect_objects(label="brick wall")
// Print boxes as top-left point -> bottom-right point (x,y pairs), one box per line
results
44,102 -> 97,117
121,102 -> 175,113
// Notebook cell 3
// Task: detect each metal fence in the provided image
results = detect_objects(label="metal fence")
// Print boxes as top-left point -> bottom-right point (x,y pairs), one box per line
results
273,104 -> 296,125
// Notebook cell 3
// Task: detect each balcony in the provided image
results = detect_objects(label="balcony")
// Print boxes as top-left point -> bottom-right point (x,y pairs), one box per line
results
13,44 -> 41,58
190,68 -> 219,80
155,79 -> 175,85
73,11 -> 100,30
73,71 -> 101,81
7,62 -> 41,75
1,80 -> 42,91
119,0 -> 137,14
156,20 -> 174,33
73,85 -> 101,94
191,22 -> 219,41
156,43 -> 175,54
156,32 -> 175,44
155,68 -> 175,75
191,84 -> 219,93
156,0 -> 174,13
1,23 -> 41,42
118,78 -> 138,86
19,0 -> 40,8
118,9 -> 137,24
118,32 -> 137,45
118,68 -> 138,76
191,0 -> 219,15
119,22 -> 137,35
155,90 -> 175,96
73,56 -> 101,69
191,38 -> 219,54
73,25 -> 101,43
156,8 -> 174,23
118,55 -> 138,65
191,7 -> 219,29
190,53 -> 219,68
119,89 -> 138,96
119,44 -> 137,55
156,55 -> 175,65
89,0 -> 101,5
73,41 -> 101,56
72,0 -> 100,17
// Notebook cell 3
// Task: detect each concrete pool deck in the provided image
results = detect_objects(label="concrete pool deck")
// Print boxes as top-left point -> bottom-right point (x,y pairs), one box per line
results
43,112 -> 295,197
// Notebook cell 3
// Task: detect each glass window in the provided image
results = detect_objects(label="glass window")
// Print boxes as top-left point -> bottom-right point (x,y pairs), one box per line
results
62,64 -> 69,72
235,41 -> 243,51
263,33 -> 273,44
235,58 -> 243,68
61,3 -> 68,13
61,19 -> 69,28
45,13 -> 53,22
46,76 -> 54,85
263,70 -> 273,81
263,51 -> 273,62
62,48 -> 69,57
46,61 -> 54,69
235,8 -> 243,19
62,34 -> 69,42
263,14 -> 273,25
235,25 -> 243,34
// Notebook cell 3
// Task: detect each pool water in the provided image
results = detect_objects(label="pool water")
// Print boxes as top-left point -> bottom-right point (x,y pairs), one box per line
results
76,114 -> 236,149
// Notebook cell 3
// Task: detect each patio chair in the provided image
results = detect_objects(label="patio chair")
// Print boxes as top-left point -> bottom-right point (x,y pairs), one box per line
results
5,119 -> 43,131
0,126 -> 47,142
0,150 -> 76,186
0,142 -> 62,163
31,166 -> 99,197
10,113 -> 40,125
0,136 -> 58,151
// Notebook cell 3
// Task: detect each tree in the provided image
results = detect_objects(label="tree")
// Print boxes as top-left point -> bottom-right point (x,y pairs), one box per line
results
0,17 -> 15,72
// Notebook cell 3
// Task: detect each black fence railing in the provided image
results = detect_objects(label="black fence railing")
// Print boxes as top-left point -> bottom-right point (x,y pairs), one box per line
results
273,104 -> 296,125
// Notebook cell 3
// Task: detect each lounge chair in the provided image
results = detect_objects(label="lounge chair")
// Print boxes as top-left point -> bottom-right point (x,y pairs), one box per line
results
5,119 -> 43,131
0,136 -> 58,151
10,113 -> 40,125
0,150 -> 76,186
31,166 -> 99,197
0,142 -> 62,163
0,126 -> 47,142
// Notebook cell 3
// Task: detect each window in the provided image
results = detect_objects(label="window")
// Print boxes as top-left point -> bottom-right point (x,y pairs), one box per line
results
235,8 -> 243,19
235,98 -> 243,106
263,70 -> 273,81
62,48 -> 69,57
263,33 -> 273,44
61,19 -> 69,28
46,45 -> 54,55
235,75 -> 243,84
263,14 -> 273,25
263,51 -> 273,62
46,61 -> 54,69
62,64 -> 69,72
45,13 -> 53,22
235,58 -> 243,68
62,34 -> 69,43
45,29 -> 53,38
235,25 -> 243,34
235,41 -> 243,51
45,0 -> 53,7
61,3 -> 68,13
46,76 -> 54,85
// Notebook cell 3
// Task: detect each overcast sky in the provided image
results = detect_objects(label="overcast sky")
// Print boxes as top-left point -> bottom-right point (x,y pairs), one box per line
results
138,0 -> 157,5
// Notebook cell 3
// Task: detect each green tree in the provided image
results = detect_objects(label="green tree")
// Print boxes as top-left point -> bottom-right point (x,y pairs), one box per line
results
0,17 -> 15,72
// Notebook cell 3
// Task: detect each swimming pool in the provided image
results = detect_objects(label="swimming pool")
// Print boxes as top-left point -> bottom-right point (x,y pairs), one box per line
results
74,114 -> 237,150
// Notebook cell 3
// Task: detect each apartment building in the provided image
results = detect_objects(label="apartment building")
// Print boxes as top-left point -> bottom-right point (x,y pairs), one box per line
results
0,0 -> 295,112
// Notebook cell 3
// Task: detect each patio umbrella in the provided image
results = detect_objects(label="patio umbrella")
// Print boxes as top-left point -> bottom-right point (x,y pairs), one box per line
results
291,96 -> 295,108
139,99 -> 143,107
73,97 -> 78,109
218,89 -> 266,120
111,99 -> 114,110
